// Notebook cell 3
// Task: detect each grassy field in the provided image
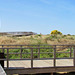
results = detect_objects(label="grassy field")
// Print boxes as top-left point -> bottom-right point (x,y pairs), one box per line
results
0,34 -> 75,45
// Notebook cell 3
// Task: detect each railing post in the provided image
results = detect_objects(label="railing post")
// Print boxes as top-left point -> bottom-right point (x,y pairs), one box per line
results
54,45 -> 56,67
0,53 -> 5,68
31,48 -> 33,68
2,45 -> 4,53
7,48 -> 9,69
20,46 -> 22,59
70,47 -> 72,58
73,47 -> 75,66
38,45 -> 40,59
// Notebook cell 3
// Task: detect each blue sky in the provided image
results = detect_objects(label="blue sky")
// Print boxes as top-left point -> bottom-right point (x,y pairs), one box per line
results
0,0 -> 75,34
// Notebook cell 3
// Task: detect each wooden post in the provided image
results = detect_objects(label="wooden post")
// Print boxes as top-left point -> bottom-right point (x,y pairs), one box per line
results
70,47 -> 72,58
7,49 -> 9,69
51,73 -> 53,75
73,47 -> 75,66
38,45 -> 40,59
2,45 -> 4,53
54,45 -> 56,67
0,53 -> 5,68
20,46 -> 22,59
19,74 -> 25,75
31,48 -> 33,68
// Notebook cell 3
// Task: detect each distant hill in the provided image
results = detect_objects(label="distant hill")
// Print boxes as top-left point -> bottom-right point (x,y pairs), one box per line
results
0,32 -> 37,36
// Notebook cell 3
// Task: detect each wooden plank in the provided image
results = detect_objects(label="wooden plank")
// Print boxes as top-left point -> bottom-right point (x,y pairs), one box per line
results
4,59 -> 73,68
21,60 -> 31,68
56,59 -> 73,66
42,60 -> 53,67
33,60 -> 52,67
1,44 -> 75,46
5,67 -> 75,74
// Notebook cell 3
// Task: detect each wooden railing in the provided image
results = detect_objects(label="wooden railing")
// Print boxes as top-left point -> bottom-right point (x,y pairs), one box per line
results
0,45 -> 75,69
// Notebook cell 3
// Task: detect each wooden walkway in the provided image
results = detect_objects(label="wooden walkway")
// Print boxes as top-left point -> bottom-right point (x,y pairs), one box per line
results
4,59 -> 75,74
0,44 -> 75,74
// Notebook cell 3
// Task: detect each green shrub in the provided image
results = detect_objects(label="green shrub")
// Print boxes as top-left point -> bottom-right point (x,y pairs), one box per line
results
67,34 -> 71,36
37,34 -> 42,37
45,35 -> 57,41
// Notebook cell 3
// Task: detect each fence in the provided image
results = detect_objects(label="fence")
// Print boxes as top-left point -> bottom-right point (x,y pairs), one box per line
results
0,45 -> 75,69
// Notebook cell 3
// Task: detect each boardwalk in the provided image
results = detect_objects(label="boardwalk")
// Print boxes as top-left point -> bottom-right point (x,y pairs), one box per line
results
0,45 -> 75,74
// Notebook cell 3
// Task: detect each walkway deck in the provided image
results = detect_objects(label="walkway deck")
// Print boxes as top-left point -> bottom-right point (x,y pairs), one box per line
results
4,59 -> 75,74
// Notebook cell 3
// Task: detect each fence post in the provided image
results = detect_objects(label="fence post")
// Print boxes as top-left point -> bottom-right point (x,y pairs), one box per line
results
20,46 -> 22,59
2,45 -> 4,53
0,53 -> 5,68
7,49 -> 9,69
70,47 -> 72,58
73,47 -> 75,66
38,45 -> 40,59
54,45 -> 56,67
31,48 -> 33,68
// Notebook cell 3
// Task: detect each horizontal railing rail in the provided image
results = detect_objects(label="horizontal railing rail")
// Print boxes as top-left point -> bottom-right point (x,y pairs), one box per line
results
0,44 -> 75,46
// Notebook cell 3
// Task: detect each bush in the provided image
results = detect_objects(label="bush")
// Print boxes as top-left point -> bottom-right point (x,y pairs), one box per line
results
45,35 -> 56,41
51,30 -> 62,35
67,34 -> 71,36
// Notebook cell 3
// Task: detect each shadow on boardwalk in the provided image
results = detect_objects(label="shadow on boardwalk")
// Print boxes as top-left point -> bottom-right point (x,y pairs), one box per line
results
35,72 -> 75,75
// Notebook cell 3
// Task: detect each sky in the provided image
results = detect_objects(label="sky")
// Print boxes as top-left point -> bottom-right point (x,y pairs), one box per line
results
0,0 -> 75,35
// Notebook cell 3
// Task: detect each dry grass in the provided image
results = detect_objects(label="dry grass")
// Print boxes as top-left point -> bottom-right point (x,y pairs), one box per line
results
0,34 -> 75,45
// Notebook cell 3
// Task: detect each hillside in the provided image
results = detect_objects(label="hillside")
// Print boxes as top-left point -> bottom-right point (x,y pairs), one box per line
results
0,34 -> 75,45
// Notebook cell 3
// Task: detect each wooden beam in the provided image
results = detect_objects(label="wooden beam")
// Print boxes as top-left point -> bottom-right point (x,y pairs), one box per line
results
70,47 -> 72,58
7,49 -> 9,69
38,46 -> 40,59
31,48 -> 33,68
73,47 -> 75,66
51,72 -> 53,75
54,45 -> 56,67
5,67 -> 75,74
2,45 -> 4,53
20,46 -> 22,59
